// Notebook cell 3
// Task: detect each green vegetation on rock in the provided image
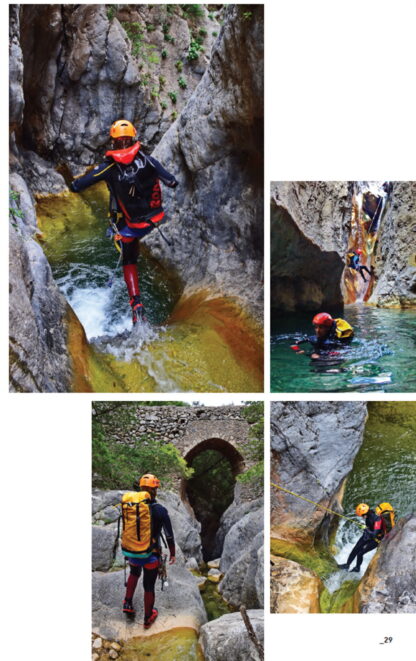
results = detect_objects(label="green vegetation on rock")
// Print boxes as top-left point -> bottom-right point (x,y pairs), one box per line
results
270,538 -> 338,580
92,402 -> 193,489
237,402 -> 264,491
120,628 -> 204,661
319,580 -> 360,613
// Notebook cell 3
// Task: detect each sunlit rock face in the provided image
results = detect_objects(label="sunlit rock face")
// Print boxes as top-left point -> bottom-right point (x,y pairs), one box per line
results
368,182 -> 416,308
147,5 -> 264,320
352,514 -> 416,613
270,401 -> 367,547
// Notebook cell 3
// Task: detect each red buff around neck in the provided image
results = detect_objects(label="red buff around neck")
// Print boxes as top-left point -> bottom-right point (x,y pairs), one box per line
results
106,142 -> 141,164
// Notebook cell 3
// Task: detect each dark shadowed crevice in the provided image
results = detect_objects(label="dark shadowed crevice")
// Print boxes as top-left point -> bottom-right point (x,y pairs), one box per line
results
181,438 -> 245,561
271,202 -> 345,316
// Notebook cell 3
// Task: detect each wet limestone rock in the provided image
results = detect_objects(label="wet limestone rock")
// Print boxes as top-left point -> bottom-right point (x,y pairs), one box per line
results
219,532 -> 263,609
9,5 -> 24,131
92,565 -> 207,640
270,401 -> 367,546
9,174 -> 73,392
368,182 -> 416,308
147,5 -> 264,321
351,514 -> 416,613
213,496 -> 263,559
271,181 -> 353,312
92,526 -> 119,572
16,4 -> 220,167
270,555 -> 322,613
218,507 -> 264,608
199,610 -> 264,661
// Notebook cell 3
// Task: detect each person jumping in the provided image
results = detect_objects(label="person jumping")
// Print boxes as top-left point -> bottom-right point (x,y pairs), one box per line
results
70,119 -> 178,324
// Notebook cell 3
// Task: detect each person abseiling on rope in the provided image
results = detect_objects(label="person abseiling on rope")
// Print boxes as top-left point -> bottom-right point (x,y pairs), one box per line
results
346,249 -> 372,282
338,503 -> 385,572
290,312 -> 354,358
120,473 -> 176,628
70,119 -> 178,324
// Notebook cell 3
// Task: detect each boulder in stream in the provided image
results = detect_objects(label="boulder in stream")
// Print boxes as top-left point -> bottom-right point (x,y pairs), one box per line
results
270,555 -> 322,614
199,610 -> 264,661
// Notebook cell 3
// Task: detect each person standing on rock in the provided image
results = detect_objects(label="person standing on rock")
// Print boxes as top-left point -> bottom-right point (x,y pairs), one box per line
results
120,473 -> 176,628
338,503 -> 385,572
70,119 -> 178,324
291,312 -> 354,359
347,249 -> 373,282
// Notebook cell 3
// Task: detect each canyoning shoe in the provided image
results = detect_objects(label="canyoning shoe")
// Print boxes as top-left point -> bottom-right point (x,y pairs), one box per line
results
144,608 -> 158,629
350,566 -> 361,573
123,599 -> 135,615
130,296 -> 145,324
337,563 -> 350,570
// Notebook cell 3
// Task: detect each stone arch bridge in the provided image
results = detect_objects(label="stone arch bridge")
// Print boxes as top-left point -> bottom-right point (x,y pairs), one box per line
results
108,404 -> 251,479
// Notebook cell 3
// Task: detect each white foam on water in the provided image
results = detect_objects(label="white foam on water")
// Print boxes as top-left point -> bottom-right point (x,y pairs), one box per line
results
324,520 -> 377,593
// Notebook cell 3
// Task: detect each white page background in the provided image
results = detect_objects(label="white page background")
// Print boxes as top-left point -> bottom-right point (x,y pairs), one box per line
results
2,0 -> 415,658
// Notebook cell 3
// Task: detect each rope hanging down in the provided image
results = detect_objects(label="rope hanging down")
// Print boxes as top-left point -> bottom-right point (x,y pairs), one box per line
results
271,482 -> 364,529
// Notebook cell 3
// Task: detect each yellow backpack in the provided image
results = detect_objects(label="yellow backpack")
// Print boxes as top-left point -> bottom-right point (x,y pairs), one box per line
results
334,318 -> 354,339
375,502 -> 395,533
121,491 -> 154,554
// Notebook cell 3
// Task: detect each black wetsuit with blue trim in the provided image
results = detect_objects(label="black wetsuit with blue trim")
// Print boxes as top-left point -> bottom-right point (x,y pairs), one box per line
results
70,142 -> 178,243
70,142 -> 178,314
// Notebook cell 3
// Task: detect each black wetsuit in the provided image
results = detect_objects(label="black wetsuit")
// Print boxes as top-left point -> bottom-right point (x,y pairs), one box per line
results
346,510 -> 384,570
348,254 -> 371,282
70,145 -> 178,310
124,498 -> 175,618
306,323 -> 353,354
70,147 -> 177,262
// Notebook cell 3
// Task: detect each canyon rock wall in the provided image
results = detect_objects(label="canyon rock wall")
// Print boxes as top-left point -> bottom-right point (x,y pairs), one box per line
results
15,4 -> 220,167
9,5 -> 263,389
9,172 -> 74,392
369,181 -> 416,308
270,401 -> 367,547
352,514 -> 416,613
270,181 -> 352,312
147,5 -> 264,319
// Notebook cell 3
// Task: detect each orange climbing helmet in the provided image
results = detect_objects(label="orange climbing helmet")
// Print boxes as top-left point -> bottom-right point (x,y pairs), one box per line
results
312,313 -> 333,327
356,503 -> 369,517
356,249 -> 363,255
109,119 -> 137,139
139,473 -> 160,488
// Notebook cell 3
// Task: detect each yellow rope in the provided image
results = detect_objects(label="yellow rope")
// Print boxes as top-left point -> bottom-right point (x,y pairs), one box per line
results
271,482 -> 364,529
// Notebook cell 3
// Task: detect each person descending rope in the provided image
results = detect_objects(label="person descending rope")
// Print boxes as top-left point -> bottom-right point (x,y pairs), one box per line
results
291,312 -> 354,358
70,119 -> 178,324
346,249 -> 372,282
338,503 -> 386,572
120,473 -> 176,628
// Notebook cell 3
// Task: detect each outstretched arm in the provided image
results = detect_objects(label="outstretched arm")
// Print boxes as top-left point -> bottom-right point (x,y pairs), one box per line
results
148,156 -> 178,188
70,162 -> 116,193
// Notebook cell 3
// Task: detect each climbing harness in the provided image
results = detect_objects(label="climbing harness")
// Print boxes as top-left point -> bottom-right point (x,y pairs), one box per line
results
271,482 -> 365,530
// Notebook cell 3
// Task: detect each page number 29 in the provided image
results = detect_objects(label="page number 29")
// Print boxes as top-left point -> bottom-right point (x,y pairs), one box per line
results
380,637 -> 393,645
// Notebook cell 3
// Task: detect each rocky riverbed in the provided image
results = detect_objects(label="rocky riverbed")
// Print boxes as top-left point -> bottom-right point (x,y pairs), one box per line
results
92,488 -> 264,659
